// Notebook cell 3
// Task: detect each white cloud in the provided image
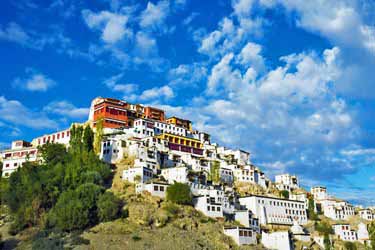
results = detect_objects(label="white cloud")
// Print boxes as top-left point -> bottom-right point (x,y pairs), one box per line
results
139,85 -> 174,101
82,10 -> 131,43
0,22 -> 30,46
104,73 -> 139,94
140,0 -> 170,31
236,42 -> 265,73
168,63 -> 207,87
0,96 -> 58,129
13,69 -> 57,92
43,101 -> 89,119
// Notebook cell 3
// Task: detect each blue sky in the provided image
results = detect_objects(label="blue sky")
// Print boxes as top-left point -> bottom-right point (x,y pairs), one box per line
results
1,0 -> 375,205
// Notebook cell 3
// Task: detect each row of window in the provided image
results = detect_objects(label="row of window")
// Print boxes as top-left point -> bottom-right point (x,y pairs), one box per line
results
207,205 -> 221,212
239,230 -> 253,237
258,199 -> 304,209
153,185 -> 166,192
38,131 -> 69,145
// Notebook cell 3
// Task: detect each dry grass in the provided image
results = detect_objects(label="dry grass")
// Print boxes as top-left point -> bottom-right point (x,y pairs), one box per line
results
111,154 -> 135,195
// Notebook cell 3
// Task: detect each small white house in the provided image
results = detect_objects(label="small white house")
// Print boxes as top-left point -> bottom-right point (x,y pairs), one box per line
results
261,231 -> 292,250
359,209 -> 374,221
234,210 -> 260,233
223,226 -> 257,246
161,166 -> 188,184
122,166 -> 153,183
333,224 -> 357,242
357,222 -> 370,245
323,201 -> 355,221
136,182 -> 169,198
275,174 -> 299,191
193,195 -> 223,218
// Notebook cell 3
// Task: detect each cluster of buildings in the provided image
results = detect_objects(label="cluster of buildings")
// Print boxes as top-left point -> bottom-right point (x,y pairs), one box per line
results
1,97 -> 374,249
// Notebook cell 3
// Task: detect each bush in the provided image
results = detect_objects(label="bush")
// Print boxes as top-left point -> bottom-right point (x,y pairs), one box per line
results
162,202 -> 180,216
315,221 -> 333,235
52,190 -> 89,231
280,190 -> 289,199
166,183 -> 192,205
97,192 -> 122,222
344,242 -> 357,250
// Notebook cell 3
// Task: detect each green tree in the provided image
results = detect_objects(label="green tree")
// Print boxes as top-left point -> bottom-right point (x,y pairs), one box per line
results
308,197 -> 318,220
209,161 -> 220,184
97,192 -> 122,222
166,182 -> 192,205
38,143 -> 68,166
280,190 -> 289,199
51,190 -> 89,231
82,125 -> 94,152
76,183 -> 103,224
323,233 -> 331,250
94,118 -> 104,154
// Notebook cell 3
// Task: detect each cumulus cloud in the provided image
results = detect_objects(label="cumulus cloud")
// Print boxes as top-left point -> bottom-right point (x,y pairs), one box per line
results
104,73 -> 139,95
140,0 -> 170,31
168,63 -> 207,88
13,69 -> 57,92
82,10 -> 131,43
0,22 -> 30,46
43,101 -> 89,119
0,96 -> 58,129
139,85 -> 174,101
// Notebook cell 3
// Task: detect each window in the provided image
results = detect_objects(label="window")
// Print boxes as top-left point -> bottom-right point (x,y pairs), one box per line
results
239,230 -> 244,236
160,186 -> 164,191
207,206 -> 210,211
154,185 -> 159,191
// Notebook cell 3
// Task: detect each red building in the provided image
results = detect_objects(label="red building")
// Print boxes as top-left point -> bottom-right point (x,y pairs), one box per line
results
89,97 -> 165,129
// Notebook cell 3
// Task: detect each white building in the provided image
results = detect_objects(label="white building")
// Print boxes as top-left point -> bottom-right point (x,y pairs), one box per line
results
359,209 -> 374,221
223,226 -> 257,246
289,193 -> 308,210
161,166 -> 189,184
193,194 -> 223,218
311,186 -> 329,201
219,167 -> 234,185
122,166 -> 153,183
357,222 -> 370,244
261,231 -> 292,250
31,128 -> 71,147
323,201 -> 355,221
136,182 -> 169,198
1,140 -> 39,177
275,174 -> 299,191
234,210 -> 260,233
290,220 -> 310,242
239,195 -> 308,225
333,224 -> 357,242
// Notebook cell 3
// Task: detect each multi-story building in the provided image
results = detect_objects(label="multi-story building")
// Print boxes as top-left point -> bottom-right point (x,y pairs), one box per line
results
333,224 -> 357,242
1,140 -> 39,177
193,193 -> 224,218
275,174 -> 299,191
219,167 -> 234,185
122,166 -> 153,183
311,186 -> 329,201
239,195 -> 308,225
88,97 -> 165,129
357,222 -> 370,244
166,116 -> 192,131
155,133 -> 203,156
31,128 -> 71,147
223,226 -> 257,246
323,201 -> 355,220
358,209 -> 374,221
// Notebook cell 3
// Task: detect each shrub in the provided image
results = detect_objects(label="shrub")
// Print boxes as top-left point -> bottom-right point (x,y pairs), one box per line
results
52,190 -> 89,231
166,183 -> 192,205
280,190 -> 289,199
344,242 -> 357,250
162,202 -> 180,216
97,192 -> 122,222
